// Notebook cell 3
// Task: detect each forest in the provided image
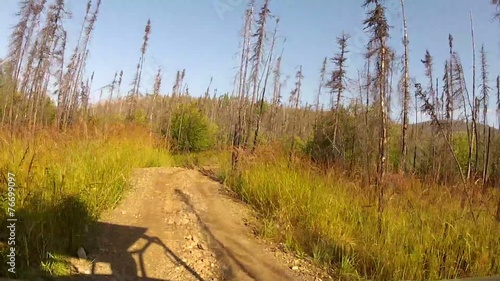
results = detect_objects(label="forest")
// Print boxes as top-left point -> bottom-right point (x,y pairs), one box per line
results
1,0 -> 500,280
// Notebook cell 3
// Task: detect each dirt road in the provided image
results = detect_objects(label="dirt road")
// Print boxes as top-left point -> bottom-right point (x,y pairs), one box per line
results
68,167 -> 330,281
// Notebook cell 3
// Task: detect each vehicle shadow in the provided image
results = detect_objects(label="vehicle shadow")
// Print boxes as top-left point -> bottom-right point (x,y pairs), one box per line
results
48,221 -> 206,281
1,195 -> 205,281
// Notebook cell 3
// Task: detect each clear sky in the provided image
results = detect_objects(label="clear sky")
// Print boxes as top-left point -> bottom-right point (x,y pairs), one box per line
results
0,0 -> 499,125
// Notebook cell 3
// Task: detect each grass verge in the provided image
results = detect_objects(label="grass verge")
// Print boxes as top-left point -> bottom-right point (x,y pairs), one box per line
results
221,147 -> 500,281
0,124 -> 171,278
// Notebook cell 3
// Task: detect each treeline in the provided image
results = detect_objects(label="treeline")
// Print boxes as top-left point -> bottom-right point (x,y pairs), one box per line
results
1,0 -> 500,278
1,0 -> 500,202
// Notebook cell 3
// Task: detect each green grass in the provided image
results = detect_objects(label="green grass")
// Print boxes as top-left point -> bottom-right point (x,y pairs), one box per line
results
223,152 -> 500,280
0,125 -> 171,278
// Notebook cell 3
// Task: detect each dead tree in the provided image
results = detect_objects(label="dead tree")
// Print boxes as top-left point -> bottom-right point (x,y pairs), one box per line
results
117,70 -> 124,116
232,0 -> 255,170
252,17 -> 279,152
448,34 -> 455,143
400,0 -> 410,173
363,0 -> 390,234
421,50 -> 436,178
470,12 -> 479,175
497,75 -> 500,129
316,57 -> 328,113
328,32 -> 350,150
289,65 -> 303,163
245,0 -> 270,148
269,48 -> 284,136
127,18 -> 152,121
479,45 -> 490,187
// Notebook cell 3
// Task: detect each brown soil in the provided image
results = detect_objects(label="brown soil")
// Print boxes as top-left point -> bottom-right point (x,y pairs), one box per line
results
66,167 -> 331,281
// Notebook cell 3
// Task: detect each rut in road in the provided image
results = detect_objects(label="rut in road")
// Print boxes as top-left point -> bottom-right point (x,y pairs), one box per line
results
68,167 -> 329,281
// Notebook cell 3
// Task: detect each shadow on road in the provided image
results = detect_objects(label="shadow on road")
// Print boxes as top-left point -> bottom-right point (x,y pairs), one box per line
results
173,188 -> 292,281
48,221 -> 206,281
2,194 -> 206,280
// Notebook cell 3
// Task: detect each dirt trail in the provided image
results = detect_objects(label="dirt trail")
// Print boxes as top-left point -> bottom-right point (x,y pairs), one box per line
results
68,167 -> 330,281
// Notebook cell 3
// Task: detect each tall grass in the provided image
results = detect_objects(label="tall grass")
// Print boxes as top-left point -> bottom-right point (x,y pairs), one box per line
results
0,124 -> 171,278
223,147 -> 500,280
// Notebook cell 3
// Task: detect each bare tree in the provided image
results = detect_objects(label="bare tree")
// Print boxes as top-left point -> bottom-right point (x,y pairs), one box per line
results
245,0 -> 270,148
400,0 -> 410,173
117,70 -> 124,116
470,12 -> 479,175
421,50 -> 436,177
289,65 -> 303,163
128,18 -> 152,121
448,34 -> 455,143
232,0 -> 255,170
453,53 -> 474,181
253,17 -> 279,151
479,45 -> 490,186
269,51 -> 283,133
328,32 -> 350,149
316,57 -> 328,113
363,0 -> 390,234
497,75 -> 500,130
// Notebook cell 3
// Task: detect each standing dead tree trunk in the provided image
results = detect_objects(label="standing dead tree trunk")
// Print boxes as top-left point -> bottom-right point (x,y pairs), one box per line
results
245,0 -> 270,149
8,0 -> 46,128
30,0 -> 69,131
232,0 -> 255,170
252,17 -> 279,152
470,12 -> 479,177
400,0 -> 410,174
496,75 -> 500,130
479,45 -> 490,188
289,65 -> 303,164
363,0 -> 390,234
448,35 -> 455,144
328,32 -> 350,154
453,54 -> 474,182
269,47 -> 284,137
127,18 -> 151,121
316,57 -> 328,115
422,50 -> 437,179
117,70 -> 123,117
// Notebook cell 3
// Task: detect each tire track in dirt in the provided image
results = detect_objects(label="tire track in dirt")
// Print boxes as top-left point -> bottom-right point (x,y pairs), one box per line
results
68,167 -> 330,281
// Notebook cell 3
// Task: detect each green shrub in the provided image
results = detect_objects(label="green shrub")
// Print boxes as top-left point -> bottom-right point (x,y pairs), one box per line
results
168,103 -> 217,153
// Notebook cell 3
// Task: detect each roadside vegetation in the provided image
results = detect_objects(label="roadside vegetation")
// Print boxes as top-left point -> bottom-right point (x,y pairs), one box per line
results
0,125 -> 171,277
1,0 -> 500,280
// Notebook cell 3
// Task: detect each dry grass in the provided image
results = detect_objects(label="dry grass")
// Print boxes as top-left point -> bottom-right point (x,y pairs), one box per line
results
221,146 -> 500,280
0,124 -> 171,278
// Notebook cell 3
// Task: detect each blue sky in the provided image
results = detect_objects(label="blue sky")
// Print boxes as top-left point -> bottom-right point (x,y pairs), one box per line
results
0,0 -> 499,125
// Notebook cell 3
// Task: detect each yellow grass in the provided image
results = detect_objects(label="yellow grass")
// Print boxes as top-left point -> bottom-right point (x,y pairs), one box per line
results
0,124 -> 171,278
222,147 -> 500,280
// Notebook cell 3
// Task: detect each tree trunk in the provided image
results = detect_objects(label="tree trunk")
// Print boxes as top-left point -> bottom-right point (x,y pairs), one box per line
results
400,0 -> 410,174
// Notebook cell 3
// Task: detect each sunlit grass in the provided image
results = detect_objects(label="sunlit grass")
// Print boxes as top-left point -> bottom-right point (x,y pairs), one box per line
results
0,124 -> 171,278
223,147 -> 500,280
